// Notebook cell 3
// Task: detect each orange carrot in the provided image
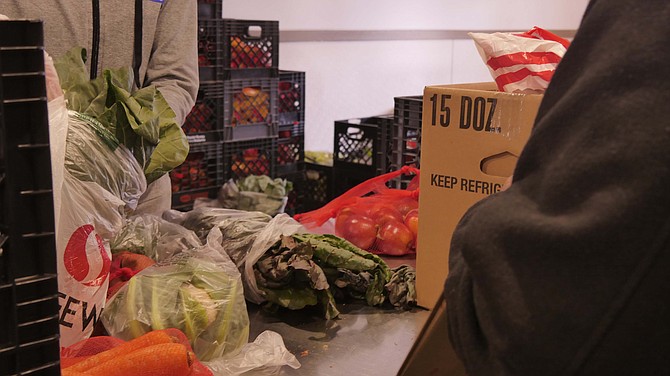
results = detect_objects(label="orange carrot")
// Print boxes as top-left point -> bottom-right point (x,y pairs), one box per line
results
64,330 -> 177,372
60,356 -> 90,369
61,369 -> 89,376
85,342 -> 194,376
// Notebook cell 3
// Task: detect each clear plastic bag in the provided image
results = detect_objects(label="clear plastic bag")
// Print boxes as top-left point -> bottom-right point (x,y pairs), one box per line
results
102,228 -> 250,361
169,208 -> 305,304
110,213 -> 202,261
64,111 -> 147,211
194,176 -> 291,216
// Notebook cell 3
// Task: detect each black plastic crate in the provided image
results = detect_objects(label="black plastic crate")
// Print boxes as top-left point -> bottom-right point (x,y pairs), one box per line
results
278,70 -> 305,126
183,82 -> 224,144
198,19 -> 224,82
1,19 -> 61,376
333,115 -> 394,176
223,77 -> 278,141
278,121 -> 305,138
276,129 -> 305,176
392,96 -> 423,189
300,163 -> 333,212
198,0 -> 222,19
222,19 -> 279,79
170,142 -> 224,210
331,167 -> 378,199
222,137 -> 276,181
274,170 -> 304,216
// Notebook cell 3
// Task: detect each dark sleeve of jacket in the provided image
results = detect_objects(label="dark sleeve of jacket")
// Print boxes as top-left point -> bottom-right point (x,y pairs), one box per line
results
444,1 -> 670,375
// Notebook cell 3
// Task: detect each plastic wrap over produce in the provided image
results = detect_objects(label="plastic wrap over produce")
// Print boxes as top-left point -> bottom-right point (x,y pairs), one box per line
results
470,26 -> 570,93
102,228 -> 250,362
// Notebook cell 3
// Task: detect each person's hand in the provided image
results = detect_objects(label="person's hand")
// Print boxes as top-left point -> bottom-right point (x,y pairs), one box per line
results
44,51 -> 63,102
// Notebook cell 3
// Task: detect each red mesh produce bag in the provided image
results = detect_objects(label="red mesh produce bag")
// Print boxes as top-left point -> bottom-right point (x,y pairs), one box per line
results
470,26 -> 571,93
61,328 -> 213,375
295,166 -> 420,256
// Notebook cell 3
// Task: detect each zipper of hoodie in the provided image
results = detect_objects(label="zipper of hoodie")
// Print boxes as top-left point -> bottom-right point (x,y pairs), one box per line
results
133,0 -> 143,88
90,0 -> 100,79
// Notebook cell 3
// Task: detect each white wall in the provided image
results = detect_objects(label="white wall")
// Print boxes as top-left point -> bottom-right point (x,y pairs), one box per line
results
223,0 -> 590,152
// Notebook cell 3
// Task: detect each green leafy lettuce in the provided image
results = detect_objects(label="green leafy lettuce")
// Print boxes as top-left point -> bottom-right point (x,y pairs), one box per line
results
54,47 -> 189,183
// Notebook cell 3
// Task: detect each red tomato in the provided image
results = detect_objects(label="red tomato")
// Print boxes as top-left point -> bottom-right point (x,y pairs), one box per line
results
376,220 -> 414,256
404,209 -> 419,237
335,213 -> 377,250
369,206 -> 403,225
396,199 -> 419,216
335,207 -> 358,223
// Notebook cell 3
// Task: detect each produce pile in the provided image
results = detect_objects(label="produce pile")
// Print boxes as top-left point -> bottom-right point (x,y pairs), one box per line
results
230,36 -> 272,69
170,151 -> 214,193
183,100 -> 215,134
213,175 -> 293,216
230,147 -> 271,176
173,208 -> 417,320
55,47 -> 189,185
278,80 -> 301,114
52,47 -> 418,376
232,87 -> 270,125
68,205 -> 415,374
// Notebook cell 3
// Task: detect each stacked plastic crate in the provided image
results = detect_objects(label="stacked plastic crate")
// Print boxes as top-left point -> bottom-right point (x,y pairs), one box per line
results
171,1 -> 225,210
176,6 -> 309,213
331,115 -> 394,196
329,94 -> 422,195
0,20 -> 61,375
275,70 -> 306,214
175,3 -> 283,210
391,95 -> 423,189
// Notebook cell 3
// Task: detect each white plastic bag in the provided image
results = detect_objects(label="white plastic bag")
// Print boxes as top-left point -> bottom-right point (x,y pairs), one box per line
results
57,111 -> 148,348
57,171 -> 125,348
241,214 -> 305,303
204,330 -> 301,376
48,96 -> 68,235
470,26 -> 570,93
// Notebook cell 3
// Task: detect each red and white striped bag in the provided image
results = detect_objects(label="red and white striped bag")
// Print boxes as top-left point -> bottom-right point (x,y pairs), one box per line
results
470,26 -> 571,93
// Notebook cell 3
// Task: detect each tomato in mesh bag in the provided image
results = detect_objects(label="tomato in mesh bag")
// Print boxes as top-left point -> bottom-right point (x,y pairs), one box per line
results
295,166 -> 419,256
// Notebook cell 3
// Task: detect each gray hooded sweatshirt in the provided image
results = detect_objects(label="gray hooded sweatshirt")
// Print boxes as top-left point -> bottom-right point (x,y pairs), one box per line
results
1,0 -> 199,125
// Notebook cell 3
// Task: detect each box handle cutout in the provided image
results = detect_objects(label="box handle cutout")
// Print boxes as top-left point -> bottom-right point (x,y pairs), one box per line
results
480,151 -> 518,177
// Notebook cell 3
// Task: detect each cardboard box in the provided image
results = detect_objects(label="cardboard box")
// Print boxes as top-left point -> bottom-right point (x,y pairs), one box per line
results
397,295 -> 466,376
416,82 -> 543,309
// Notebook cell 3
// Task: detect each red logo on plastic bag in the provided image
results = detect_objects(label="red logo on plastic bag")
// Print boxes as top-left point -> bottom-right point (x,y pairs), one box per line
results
63,224 -> 111,287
